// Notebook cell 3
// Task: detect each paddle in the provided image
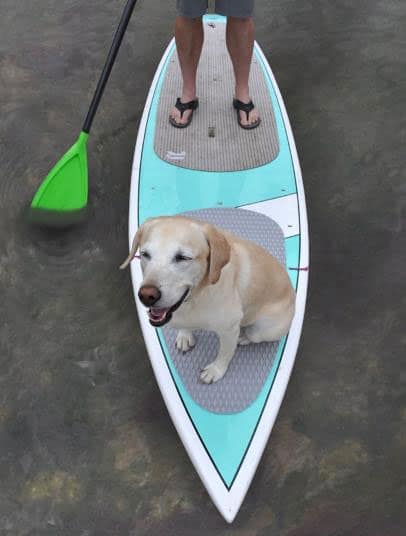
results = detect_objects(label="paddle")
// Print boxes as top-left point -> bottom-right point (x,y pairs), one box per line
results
29,0 -> 139,227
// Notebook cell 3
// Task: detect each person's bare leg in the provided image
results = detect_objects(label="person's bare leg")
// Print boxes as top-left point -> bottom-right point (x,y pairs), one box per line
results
226,16 -> 260,127
170,16 -> 204,126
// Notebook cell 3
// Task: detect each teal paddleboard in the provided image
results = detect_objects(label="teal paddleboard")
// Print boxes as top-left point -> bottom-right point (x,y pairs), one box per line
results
127,14 -> 309,522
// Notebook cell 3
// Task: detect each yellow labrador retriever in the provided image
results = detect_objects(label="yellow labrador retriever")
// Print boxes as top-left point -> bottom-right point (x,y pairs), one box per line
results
120,216 -> 295,383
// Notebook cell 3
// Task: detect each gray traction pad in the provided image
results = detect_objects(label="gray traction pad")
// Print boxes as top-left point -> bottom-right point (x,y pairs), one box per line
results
154,22 -> 279,172
161,208 -> 286,414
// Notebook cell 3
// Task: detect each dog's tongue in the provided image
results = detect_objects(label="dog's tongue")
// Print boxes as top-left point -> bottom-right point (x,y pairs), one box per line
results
148,307 -> 170,323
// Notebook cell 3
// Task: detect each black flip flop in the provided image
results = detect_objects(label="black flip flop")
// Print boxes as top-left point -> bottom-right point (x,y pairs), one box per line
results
233,99 -> 261,130
169,98 -> 199,128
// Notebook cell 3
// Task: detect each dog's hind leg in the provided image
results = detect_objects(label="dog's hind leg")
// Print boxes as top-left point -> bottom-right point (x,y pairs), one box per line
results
243,302 -> 295,344
238,327 -> 251,346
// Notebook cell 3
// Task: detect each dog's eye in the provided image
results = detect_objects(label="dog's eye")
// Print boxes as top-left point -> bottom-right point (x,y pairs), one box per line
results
140,251 -> 151,260
174,253 -> 192,263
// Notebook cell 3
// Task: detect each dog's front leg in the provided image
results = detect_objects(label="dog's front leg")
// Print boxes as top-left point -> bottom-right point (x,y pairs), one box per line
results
200,324 -> 240,384
176,329 -> 196,353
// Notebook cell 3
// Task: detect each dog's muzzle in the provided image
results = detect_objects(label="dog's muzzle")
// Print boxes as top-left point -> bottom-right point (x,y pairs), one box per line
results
147,288 -> 190,327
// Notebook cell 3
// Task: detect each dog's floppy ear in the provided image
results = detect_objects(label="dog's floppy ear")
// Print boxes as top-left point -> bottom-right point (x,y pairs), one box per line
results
120,225 -> 143,269
120,216 -> 169,269
120,217 -> 159,269
204,224 -> 231,284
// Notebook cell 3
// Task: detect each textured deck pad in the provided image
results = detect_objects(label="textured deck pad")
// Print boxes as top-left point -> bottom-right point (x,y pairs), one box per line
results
154,22 -> 279,171
160,208 -> 286,414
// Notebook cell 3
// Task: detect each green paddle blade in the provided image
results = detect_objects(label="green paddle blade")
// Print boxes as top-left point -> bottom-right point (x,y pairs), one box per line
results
31,131 -> 89,213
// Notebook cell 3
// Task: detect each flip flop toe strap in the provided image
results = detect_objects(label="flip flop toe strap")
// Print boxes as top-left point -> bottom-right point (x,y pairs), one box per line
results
175,98 -> 199,118
233,99 -> 255,121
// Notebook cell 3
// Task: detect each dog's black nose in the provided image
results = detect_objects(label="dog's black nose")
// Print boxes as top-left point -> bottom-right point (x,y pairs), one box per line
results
138,285 -> 161,306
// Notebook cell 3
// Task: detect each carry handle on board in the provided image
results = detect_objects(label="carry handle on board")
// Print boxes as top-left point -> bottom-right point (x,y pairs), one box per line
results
82,0 -> 139,133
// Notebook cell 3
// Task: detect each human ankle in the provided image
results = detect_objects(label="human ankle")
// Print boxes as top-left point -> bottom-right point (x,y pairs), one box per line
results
235,88 -> 250,103
181,90 -> 197,102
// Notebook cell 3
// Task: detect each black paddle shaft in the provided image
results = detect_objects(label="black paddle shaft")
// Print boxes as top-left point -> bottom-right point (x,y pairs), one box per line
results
82,0 -> 138,134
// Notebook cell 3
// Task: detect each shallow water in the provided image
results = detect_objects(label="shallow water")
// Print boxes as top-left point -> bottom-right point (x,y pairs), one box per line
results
0,0 -> 405,534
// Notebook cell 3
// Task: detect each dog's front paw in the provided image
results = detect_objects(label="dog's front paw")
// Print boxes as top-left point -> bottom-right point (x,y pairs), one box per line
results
176,330 -> 196,353
200,361 -> 227,384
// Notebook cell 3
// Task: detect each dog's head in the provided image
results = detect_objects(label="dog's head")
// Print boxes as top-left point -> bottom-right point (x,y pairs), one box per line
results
120,216 -> 230,326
